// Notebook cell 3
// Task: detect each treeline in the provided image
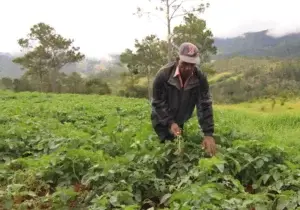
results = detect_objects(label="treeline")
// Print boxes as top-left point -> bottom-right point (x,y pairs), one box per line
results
0,72 -> 111,95
2,0 -> 300,103
0,7 -> 218,98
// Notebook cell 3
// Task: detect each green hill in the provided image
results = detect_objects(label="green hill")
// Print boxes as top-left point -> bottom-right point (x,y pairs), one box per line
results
209,56 -> 300,103
213,30 -> 300,58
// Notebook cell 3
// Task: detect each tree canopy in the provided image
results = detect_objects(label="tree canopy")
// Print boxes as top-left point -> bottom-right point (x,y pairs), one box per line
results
13,22 -> 85,92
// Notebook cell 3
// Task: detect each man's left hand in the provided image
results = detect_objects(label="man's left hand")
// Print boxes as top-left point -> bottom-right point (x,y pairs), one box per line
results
201,136 -> 216,157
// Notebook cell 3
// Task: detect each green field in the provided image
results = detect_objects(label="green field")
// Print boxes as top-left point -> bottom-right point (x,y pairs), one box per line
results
1,90 -> 300,209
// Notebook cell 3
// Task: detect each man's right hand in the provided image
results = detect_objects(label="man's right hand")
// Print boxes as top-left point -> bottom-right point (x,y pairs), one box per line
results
170,123 -> 181,136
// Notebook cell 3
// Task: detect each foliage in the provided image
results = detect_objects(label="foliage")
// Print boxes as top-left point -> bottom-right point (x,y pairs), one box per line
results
210,58 -> 300,103
134,0 -> 210,61
1,91 -> 300,209
1,77 -> 14,89
120,35 -> 168,99
121,35 -> 168,77
12,22 -> 85,92
3,72 -> 111,95
2,15 -> 300,105
119,13 -> 218,98
172,13 -> 217,63
85,77 -> 111,95
117,73 -> 148,99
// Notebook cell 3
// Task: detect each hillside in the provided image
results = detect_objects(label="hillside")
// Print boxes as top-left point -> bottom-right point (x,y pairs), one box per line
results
1,90 -> 300,209
208,57 -> 300,103
214,30 -> 300,58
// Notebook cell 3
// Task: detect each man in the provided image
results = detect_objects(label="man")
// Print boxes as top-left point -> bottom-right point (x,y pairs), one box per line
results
150,42 -> 216,156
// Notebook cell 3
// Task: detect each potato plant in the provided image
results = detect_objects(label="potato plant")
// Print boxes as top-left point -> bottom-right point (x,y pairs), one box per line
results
0,91 -> 300,209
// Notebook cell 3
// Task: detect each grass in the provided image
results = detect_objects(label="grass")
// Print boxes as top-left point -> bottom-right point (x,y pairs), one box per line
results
214,106 -> 300,147
214,99 -> 300,149
208,72 -> 233,83
219,98 -> 300,112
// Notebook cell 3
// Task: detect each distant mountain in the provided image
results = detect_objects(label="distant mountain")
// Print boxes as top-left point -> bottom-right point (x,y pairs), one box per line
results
0,53 -> 23,78
213,30 -> 300,58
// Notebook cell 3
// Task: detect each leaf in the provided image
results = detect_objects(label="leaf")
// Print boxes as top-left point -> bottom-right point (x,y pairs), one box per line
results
261,174 -> 271,185
27,191 -> 37,197
4,199 -> 13,209
276,196 -> 290,210
276,181 -> 284,190
109,195 -> 118,206
215,163 -> 224,173
134,189 -> 142,202
273,171 -> 281,181
256,159 -> 264,169
160,193 -> 172,205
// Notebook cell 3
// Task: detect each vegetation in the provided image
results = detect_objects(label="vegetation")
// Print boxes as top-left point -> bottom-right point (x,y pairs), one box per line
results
12,23 -> 85,93
1,1 -> 300,209
134,0 -> 210,61
210,57 -> 300,103
1,11 -> 300,104
1,90 -> 300,209
119,12 -> 217,99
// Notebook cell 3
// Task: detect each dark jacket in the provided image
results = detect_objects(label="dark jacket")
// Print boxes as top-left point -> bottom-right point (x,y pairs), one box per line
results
150,61 -> 214,136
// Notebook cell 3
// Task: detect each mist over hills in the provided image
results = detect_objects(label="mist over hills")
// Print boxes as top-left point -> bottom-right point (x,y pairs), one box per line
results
213,29 -> 300,58
1,29 -> 300,78
0,53 -> 123,79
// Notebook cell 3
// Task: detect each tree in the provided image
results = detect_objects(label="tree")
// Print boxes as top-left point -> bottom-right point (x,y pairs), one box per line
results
120,35 -> 168,99
63,72 -> 85,93
172,13 -> 217,64
13,22 -> 85,92
134,0 -> 210,62
135,35 -> 168,98
1,77 -> 13,89
85,78 -> 111,95
120,49 -> 140,76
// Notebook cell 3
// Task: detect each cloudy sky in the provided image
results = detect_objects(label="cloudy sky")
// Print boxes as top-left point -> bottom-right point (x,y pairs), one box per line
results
1,0 -> 300,58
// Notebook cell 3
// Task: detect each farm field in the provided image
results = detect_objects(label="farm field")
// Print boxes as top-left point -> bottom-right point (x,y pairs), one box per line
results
1,90 -> 300,209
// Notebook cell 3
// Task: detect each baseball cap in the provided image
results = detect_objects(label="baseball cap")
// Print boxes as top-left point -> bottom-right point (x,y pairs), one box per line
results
178,42 -> 200,65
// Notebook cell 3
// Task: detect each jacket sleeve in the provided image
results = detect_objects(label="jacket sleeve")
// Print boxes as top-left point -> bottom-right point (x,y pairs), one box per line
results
151,70 -> 174,127
195,72 -> 214,136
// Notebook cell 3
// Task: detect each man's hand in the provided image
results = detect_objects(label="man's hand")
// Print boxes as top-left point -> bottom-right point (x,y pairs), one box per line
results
201,136 -> 216,156
170,123 -> 181,136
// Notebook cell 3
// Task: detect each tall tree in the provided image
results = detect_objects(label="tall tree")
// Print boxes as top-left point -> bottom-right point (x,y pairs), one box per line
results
120,35 -> 168,99
172,13 -> 217,63
135,35 -> 168,98
172,13 -> 217,75
134,0 -> 210,62
13,22 -> 85,92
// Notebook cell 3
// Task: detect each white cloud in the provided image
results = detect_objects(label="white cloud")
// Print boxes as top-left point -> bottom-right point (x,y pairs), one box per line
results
1,0 -> 300,57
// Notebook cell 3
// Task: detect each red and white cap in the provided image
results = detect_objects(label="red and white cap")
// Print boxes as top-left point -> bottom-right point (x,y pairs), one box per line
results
178,42 -> 200,64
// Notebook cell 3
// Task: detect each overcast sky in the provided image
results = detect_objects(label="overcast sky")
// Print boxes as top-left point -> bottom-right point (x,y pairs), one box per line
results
1,0 -> 300,58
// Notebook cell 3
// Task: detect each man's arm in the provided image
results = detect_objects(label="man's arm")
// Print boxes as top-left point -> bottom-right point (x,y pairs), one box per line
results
195,72 -> 214,136
151,70 -> 174,127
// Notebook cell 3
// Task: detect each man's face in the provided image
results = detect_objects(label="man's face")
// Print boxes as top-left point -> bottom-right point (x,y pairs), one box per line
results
178,60 -> 195,78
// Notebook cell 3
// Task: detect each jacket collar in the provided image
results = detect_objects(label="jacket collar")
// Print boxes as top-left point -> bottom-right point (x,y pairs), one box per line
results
167,63 -> 200,90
